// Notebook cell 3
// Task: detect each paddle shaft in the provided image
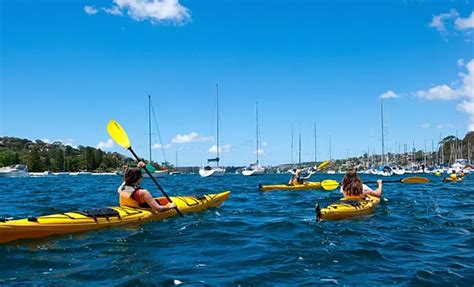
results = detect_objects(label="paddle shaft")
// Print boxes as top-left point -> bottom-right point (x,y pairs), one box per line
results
128,147 -> 183,217
364,179 -> 400,184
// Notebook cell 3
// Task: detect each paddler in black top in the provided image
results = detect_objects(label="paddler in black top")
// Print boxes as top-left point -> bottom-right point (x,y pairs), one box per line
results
288,168 -> 312,185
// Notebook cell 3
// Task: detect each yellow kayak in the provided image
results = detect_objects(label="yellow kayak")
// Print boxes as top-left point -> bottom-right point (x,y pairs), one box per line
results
0,191 -> 230,243
259,181 -> 322,191
316,195 -> 380,220
443,177 -> 463,183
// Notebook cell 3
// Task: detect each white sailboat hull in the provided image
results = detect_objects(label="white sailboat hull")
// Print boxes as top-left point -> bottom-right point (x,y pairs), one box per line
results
199,167 -> 226,177
242,167 -> 265,176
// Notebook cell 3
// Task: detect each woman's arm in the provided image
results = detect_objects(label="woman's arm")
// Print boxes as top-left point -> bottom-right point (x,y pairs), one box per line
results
142,189 -> 177,213
117,182 -> 125,194
365,180 -> 382,198
288,176 -> 295,185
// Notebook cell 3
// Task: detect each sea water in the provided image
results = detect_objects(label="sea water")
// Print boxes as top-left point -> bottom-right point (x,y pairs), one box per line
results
0,174 -> 472,285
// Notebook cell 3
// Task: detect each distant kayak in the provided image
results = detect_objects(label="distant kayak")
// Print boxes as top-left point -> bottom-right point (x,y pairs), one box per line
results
316,195 -> 380,220
443,177 -> 464,183
259,181 -> 322,191
0,191 -> 230,243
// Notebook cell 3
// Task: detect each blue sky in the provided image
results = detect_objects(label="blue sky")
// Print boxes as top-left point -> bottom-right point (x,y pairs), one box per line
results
1,0 -> 473,166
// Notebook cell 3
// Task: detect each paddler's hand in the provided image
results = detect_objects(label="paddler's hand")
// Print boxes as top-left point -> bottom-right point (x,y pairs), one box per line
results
137,161 -> 146,168
167,202 -> 177,210
377,179 -> 382,186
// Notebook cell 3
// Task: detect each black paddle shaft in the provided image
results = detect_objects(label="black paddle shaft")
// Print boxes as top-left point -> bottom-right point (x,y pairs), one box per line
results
364,179 -> 400,184
128,148 -> 183,217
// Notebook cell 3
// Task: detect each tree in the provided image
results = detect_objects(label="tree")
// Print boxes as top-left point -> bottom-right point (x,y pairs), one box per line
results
28,146 -> 42,172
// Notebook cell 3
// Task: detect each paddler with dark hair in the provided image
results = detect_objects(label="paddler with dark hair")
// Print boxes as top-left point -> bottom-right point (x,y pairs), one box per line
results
117,161 -> 177,213
340,169 -> 383,199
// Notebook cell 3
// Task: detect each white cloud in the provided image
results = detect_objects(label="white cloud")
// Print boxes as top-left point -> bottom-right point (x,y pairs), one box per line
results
103,6 -> 123,16
380,90 -> 400,99
97,139 -> 114,149
209,144 -> 231,154
436,123 -> 454,129
152,143 -> 171,149
420,123 -> 430,129
414,59 -> 474,131
415,84 -> 459,100
84,6 -> 98,15
84,0 -> 190,24
455,11 -> 474,30
429,9 -> 459,32
430,9 -> 474,35
253,148 -> 265,155
171,132 -> 213,144
103,0 -> 191,24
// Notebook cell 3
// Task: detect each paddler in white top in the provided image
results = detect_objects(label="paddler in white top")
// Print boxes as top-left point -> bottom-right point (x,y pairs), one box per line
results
340,170 -> 382,199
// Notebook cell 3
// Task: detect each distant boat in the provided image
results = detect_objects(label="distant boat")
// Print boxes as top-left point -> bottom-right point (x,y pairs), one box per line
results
376,166 -> 393,177
169,151 -> 183,175
451,159 -> 471,174
146,95 -> 169,178
390,165 -> 406,175
243,101 -> 265,176
200,84 -> 226,178
0,165 -> 29,177
53,172 -> 69,176
29,171 -> 53,177
70,171 -> 92,176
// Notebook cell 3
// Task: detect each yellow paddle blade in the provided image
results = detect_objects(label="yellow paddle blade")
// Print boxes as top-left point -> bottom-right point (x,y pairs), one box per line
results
107,120 -> 131,149
321,179 -> 339,191
401,176 -> 430,184
316,160 -> 330,170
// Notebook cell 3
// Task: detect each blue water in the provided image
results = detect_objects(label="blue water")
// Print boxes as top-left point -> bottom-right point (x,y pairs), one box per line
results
0,174 -> 472,285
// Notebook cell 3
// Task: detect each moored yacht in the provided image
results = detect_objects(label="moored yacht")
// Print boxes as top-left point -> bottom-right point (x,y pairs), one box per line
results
0,165 -> 30,177
200,84 -> 226,178
242,101 -> 265,176
242,163 -> 265,176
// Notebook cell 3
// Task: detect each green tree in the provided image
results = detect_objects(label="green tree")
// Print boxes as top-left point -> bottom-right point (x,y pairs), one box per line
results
28,146 -> 42,172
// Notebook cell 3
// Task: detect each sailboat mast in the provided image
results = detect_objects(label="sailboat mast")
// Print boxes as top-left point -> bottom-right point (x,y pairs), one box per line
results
329,134 -> 332,161
256,101 -> 259,164
298,126 -> 301,166
291,124 -> 294,166
148,95 -> 152,163
216,84 -> 220,167
381,98 -> 385,166
314,122 -> 317,163
175,150 -> 178,169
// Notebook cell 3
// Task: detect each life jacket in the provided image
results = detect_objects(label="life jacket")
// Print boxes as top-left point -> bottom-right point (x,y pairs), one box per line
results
290,175 -> 304,185
119,185 -> 150,208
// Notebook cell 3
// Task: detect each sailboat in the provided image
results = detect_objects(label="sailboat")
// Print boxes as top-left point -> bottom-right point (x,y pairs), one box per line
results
169,151 -> 182,175
242,102 -> 265,176
199,84 -> 226,177
377,98 -> 392,176
145,95 -> 168,178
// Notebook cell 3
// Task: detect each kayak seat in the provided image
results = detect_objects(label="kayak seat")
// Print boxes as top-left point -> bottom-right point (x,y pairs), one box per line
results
74,208 -> 121,222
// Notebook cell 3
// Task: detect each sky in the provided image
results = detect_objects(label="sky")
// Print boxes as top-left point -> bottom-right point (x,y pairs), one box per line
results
1,0 -> 473,166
